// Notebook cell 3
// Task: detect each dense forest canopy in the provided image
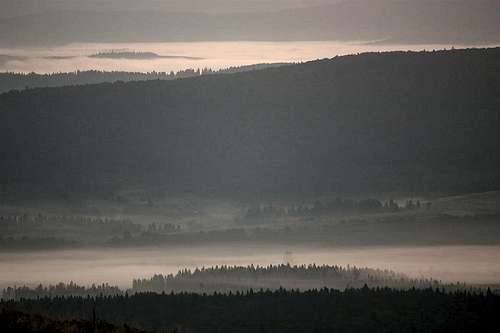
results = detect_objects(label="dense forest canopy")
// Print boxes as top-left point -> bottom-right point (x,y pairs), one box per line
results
0,310 -> 150,333
1,48 -> 499,197
2,288 -> 499,333
129,264 -> 453,294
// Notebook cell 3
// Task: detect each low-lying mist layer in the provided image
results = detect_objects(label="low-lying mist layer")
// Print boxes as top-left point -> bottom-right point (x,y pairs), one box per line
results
1,192 -> 500,288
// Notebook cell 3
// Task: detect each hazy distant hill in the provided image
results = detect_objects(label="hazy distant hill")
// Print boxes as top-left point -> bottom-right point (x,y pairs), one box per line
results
88,51 -> 203,60
0,64 -> 288,94
0,48 -> 499,196
1,0 -> 499,46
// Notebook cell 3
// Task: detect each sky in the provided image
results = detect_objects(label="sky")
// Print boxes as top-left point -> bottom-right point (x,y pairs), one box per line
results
2,0 -> 498,47
0,0 -> 344,18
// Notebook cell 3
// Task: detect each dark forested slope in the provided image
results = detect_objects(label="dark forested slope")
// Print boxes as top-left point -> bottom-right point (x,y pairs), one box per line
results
0,310 -> 150,333
1,48 -> 499,196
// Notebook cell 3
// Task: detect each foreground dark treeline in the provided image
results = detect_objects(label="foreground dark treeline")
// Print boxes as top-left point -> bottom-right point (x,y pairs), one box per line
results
0,310 -> 150,333
1,48 -> 499,197
2,288 -> 499,333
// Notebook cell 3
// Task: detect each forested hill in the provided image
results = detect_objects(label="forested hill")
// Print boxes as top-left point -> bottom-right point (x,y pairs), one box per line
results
1,48 -> 499,196
0,64 -> 288,94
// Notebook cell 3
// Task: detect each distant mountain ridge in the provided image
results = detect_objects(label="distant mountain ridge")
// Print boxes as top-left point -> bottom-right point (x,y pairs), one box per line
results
0,48 -> 499,196
0,0 -> 499,46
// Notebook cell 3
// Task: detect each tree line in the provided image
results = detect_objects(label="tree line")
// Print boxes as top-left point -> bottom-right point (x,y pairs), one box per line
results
2,264 -> 472,300
0,213 -> 180,234
244,198 -> 430,220
2,287 -> 498,332
0,63 -> 287,94
0,213 -> 182,249
3,282 -> 123,301
0,309 -> 151,333
0,214 -> 138,229
131,264 -> 453,294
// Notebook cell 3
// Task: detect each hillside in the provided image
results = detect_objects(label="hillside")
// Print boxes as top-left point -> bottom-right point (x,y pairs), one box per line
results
1,48 -> 499,196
